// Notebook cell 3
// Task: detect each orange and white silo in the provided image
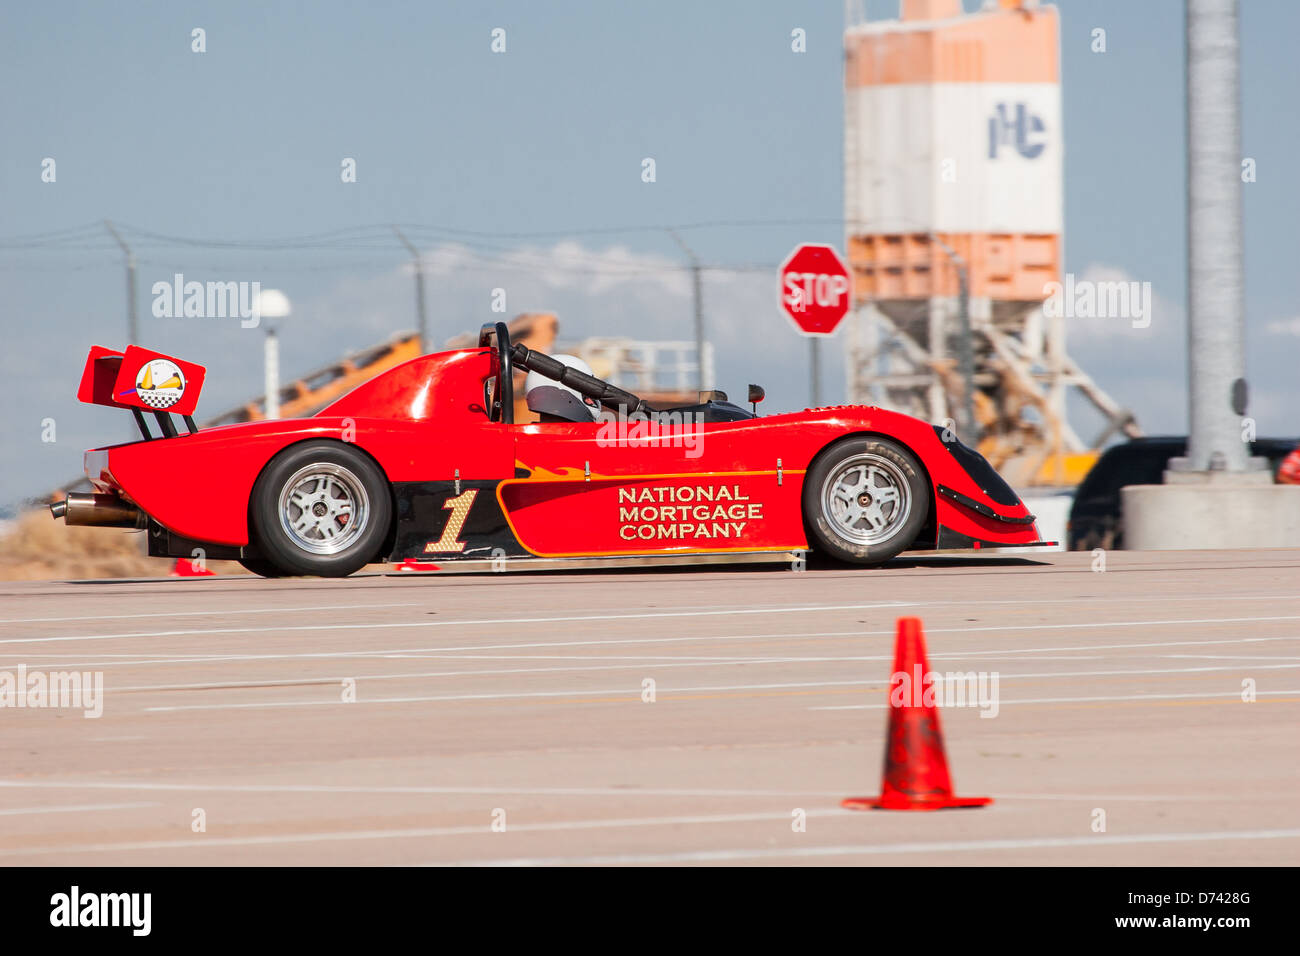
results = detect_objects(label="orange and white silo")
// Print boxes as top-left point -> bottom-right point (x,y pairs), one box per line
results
843,0 -> 1099,484
845,0 -> 1062,302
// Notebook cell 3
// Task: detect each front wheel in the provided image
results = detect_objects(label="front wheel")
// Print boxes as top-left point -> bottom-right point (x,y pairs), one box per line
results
250,441 -> 392,577
802,437 -> 929,565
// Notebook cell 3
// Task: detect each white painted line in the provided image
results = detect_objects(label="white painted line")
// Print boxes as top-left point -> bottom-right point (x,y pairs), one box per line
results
84,659 -> 1300,698
994,793 -> 1225,803
1168,654 -> 1300,661
141,678 -> 878,712
0,603 -> 420,625
0,802 -> 159,817
932,635 -> 1300,657
0,808 -> 844,857
0,645 -> 1120,668
916,616 -> 1300,637
5,616 -> 1299,662
811,688 -> 1300,710
137,661 -> 1300,712
0,603 -> 916,646
7,634 -> 1289,671
456,827 -> 1300,866
0,779 -> 846,798
90,658 -> 843,693
0,779 -> 1239,803
5,587 -> 1292,626
6,636 -> 1297,680
1,587 -> 1291,637
859,592 -> 1300,610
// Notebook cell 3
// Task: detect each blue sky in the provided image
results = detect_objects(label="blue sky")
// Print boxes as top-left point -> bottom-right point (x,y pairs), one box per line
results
2,0 -> 1298,511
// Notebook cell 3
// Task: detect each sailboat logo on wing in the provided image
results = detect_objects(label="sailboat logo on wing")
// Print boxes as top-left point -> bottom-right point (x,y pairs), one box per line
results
120,359 -> 186,409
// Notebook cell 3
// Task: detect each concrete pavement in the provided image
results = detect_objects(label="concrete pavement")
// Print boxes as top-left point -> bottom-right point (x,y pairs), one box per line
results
1,549 -> 1297,865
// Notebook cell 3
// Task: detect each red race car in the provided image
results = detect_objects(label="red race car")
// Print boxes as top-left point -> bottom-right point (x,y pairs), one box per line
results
51,324 -> 1050,576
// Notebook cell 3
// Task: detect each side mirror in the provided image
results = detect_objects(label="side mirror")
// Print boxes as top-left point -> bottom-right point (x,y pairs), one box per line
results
748,383 -> 765,415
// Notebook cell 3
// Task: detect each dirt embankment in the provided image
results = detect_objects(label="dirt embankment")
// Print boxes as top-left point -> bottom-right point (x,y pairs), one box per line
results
0,510 -> 246,580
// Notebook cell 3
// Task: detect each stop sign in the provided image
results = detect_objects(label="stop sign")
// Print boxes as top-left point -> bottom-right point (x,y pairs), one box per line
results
779,243 -> 852,336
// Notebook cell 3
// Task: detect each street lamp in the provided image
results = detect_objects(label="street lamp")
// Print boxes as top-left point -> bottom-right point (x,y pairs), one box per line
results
256,289 -> 292,420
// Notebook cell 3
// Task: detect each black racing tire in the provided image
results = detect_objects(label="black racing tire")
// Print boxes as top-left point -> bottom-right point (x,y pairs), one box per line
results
237,557 -> 292,578
802,436 -> 930,565
250,440 -> 392,578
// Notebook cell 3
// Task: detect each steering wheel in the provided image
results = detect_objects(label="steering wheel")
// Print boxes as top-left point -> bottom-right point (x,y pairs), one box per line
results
478,322 -> 513,424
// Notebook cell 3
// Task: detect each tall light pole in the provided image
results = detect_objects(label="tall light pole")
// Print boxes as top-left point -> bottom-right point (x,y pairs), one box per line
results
668,230 -> 707,390
393,227 -> 429,353
104,220 -> 138,346
1171,0 -> 1261,477
256,289 -> 292,420
1123,0 -> 1280,551
264,329 -> 280,421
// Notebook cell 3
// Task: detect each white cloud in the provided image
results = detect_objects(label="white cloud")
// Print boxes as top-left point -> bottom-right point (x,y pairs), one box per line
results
1265,316 -> 1300,336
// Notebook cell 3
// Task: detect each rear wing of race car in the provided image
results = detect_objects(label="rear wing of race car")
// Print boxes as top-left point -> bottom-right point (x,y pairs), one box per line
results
77,345 -> 207,440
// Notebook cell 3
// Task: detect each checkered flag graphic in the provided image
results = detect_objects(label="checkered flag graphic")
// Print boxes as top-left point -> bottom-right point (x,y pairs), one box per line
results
139,391 -> 178,409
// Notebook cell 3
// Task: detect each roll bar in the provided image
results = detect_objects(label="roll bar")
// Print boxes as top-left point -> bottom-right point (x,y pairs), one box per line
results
510,343 -> 655,416
478,322 -> 514,423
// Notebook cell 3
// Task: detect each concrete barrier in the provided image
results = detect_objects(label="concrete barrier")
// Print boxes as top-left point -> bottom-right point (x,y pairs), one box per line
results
1122,483 -> 1300,549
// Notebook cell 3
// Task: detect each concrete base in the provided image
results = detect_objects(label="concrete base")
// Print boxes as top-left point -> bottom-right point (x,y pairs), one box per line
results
1123,483 -> 1300,549
1164,458 -> 1272,484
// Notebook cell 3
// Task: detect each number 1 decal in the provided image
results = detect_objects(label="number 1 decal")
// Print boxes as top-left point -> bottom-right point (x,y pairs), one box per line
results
424,489 -> 479,553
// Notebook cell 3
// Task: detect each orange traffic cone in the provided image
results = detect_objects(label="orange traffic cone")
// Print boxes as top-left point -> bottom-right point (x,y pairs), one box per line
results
394,558 -> 441,572
842,616 -> 992,811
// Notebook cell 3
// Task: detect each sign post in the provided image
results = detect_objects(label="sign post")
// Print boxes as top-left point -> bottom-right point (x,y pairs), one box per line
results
779,243 -> 852,406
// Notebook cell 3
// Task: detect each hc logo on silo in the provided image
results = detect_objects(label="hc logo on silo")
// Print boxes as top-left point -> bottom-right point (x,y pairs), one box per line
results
987,103 -> 1045,160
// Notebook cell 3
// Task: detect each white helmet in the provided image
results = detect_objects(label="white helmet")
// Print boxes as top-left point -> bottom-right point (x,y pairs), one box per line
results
525,354 -> 599,423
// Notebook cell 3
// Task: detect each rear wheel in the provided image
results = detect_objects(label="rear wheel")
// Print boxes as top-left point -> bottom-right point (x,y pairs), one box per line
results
802,437 -> 929,565
251,441 -> 392,577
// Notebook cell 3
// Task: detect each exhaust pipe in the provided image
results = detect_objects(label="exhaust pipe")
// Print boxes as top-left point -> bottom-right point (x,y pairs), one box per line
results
50,493 -> 146,529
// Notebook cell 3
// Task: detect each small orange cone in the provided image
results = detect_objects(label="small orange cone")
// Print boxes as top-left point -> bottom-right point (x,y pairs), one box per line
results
395,558 -> 441,572
842,616 -> 991,811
